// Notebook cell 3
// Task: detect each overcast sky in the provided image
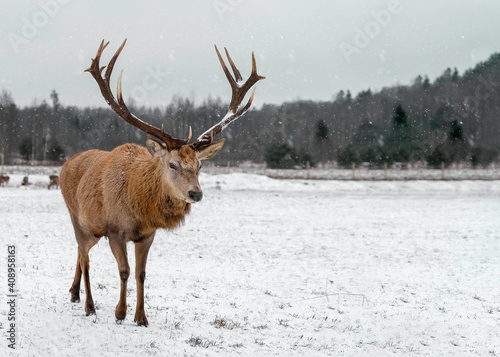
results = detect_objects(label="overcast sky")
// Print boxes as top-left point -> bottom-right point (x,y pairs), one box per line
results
0,0 -> 499,109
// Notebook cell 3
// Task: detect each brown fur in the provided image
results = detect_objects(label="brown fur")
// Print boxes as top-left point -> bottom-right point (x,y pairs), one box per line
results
61,144 -> 192,238
60,138 -> 223,326
48,175 -> 59,189
0,176 -> 9,187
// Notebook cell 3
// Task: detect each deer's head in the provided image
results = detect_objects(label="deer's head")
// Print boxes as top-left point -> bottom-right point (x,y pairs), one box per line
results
85,39 -> 265,203
144,135 -> 224,203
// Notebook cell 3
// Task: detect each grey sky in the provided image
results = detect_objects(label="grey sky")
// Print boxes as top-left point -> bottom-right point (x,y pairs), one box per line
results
0,0 -> 499,108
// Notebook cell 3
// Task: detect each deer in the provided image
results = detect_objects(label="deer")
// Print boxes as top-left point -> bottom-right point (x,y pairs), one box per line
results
48,175 -> 59,189
59,39 -> 264,326
21,176 -> 30,186
0,175 -> 9,187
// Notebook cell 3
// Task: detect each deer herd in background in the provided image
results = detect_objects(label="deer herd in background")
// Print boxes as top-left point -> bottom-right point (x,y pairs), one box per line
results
0,174 -> 59,189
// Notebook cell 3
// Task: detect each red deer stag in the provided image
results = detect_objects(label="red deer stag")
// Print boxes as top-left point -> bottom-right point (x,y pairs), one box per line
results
60,39 -> 264,326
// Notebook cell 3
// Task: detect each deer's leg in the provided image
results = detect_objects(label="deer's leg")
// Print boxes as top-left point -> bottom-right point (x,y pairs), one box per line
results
70,215 -> 100,315
79,244 -> 98,316
134,234 -> 155,327
69,250 -> 82,303
108,234 -> 130,321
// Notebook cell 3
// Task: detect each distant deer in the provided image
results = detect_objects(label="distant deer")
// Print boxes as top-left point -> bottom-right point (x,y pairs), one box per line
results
59,40 -> 264,326
21,176 -> 30,186
48,175 -> 59,189
0,175 -> 9,187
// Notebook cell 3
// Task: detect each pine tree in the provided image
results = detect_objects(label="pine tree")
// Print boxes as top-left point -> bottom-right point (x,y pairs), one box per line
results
50,90 -> 60,113
426,145 -> 451,168
393,104 -> 408,128
448,120 -> 467,162
422,76 -> 430,89
387,104 -> 413,164
337,145 -> 360,168
448,120 -> 463,142
315,119 -> 328,141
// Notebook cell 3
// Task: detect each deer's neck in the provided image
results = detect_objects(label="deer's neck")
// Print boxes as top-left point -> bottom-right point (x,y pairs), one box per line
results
130,157 -> 191,232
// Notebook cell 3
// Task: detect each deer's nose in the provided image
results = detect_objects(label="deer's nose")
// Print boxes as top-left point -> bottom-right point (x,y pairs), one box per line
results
189,191 -> 203,202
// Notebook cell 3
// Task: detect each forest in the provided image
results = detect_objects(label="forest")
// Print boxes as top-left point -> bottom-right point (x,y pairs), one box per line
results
1,52 -> 499,168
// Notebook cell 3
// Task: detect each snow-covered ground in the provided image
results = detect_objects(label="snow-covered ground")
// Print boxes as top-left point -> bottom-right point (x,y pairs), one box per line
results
1,174 -> 499,356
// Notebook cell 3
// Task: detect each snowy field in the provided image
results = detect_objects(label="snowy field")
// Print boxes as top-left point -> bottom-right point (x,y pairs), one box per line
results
1,173 -> 499,356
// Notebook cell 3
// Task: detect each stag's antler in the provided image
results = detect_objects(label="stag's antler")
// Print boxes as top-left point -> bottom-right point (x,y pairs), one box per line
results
85,39 -> 188,150
191,46 -> 265,151
86,40 -> 265,152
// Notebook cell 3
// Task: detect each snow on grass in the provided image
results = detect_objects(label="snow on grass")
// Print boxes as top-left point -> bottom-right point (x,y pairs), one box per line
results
0,174 -> 499,356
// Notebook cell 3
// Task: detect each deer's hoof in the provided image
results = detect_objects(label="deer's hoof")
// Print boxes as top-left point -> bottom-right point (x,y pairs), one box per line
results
134,313 -> 149,327
85,301 -> 96,316
69,287 -> 80,303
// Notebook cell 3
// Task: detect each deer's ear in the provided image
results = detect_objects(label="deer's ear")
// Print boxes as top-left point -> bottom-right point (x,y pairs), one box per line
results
146,136 -> 167,157
196,139 -> 225,160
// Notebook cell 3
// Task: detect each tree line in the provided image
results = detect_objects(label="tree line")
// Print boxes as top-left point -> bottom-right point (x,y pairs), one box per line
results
1,52 -> 500,168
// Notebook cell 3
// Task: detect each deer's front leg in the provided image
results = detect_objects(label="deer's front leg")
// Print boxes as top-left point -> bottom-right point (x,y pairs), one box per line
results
134,234 -> 155,327
109,234 -> 130,322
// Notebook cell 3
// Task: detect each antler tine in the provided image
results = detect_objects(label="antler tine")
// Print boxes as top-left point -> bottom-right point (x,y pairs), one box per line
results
116,70 -> 129,111
104,39 -> 127,87
191,47 -> 265,151
224,48 -> 243,82
235,87 -> 256,116
86,39 -> 187,150
85,40 -> 108,74
214,45 -> 236,90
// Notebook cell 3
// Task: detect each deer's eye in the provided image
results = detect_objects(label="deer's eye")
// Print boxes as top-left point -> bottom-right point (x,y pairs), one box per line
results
169,163 -> 178,170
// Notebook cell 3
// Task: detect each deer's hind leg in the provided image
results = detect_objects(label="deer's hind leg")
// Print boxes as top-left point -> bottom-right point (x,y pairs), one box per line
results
69,250 -> 82,303
69,215 -> 101,316
108,230 -> 130,322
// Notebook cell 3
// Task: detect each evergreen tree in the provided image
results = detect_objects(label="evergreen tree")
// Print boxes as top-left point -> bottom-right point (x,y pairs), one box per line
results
50,90 -> 60,113
315,119 -> 329,141
337,145 -> 360,168
265,144 -> 298,169
356,89 -> 372,100
413,75 -> 423,88
435,67 -> 453,85
386,104 -> 413,164
448,120 -> 463,142
393,104 -> 408,128
422,75 -> 430,89
335,90 -> 345,103
353,120 -> 380,147
448,120 -> 468,162
426,145 -> 451,168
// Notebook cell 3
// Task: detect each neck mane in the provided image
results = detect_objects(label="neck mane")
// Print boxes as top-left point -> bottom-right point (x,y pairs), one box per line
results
128,156 -> 191,233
